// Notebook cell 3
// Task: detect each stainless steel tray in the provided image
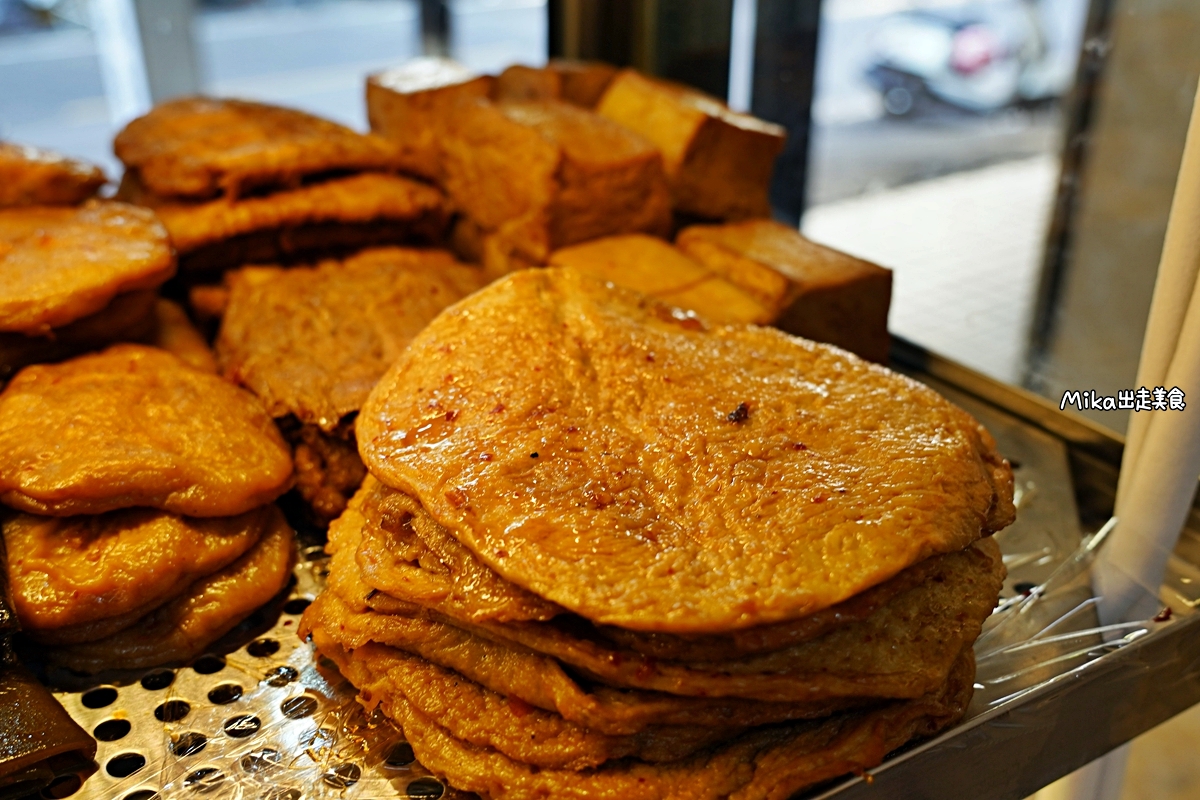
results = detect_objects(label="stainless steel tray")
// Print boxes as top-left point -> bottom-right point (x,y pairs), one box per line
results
42,337 -> 1200,800
804,339 -> 1200,800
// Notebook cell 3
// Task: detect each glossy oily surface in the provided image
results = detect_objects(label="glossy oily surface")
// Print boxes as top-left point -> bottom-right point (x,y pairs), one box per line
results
0,201 -> 173,334
359,268 -> 1015,632
3,505 -> 270,639
0,142 -> 105,207
49,508 -> 294,673
0,345 -> 293,517
114,97 -> 402,199
217,247 -> 485,431
351,477 -> 563,623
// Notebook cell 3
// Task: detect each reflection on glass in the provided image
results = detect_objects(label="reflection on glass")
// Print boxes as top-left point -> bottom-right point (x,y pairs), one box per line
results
801,0 -> 1089,386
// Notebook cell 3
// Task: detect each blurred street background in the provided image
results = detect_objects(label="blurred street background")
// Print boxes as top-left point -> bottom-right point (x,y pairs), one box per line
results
0,0 -> 1092,391
0,0 -> 1083,199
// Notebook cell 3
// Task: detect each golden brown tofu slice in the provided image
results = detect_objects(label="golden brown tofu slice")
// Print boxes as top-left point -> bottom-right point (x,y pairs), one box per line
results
117,170 -> 449,280
441,98 -> 671,267
494,60 -> 617,107
0,142 -> 105,207
548,234 -> 771,324
596,70 -> 785,220
115,97 -> 403,199
368,57 -> 495,180
4,505 -> 270,643
0,344 -> 293,517
49,511 -> 295,674
0,201 -> 174,334
357,268 -> 1014,634
217,247 -> 486,431
676,219 -> 893,363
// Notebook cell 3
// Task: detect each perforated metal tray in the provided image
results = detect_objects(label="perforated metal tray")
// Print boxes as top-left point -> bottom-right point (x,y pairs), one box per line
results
48,547 -> 455,800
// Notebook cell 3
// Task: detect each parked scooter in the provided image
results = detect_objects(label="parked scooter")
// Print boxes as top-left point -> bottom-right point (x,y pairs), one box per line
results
866,0 -> 1068,116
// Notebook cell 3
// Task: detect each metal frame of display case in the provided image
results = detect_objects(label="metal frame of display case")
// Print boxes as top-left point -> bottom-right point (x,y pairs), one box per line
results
803,337 -> 1200,800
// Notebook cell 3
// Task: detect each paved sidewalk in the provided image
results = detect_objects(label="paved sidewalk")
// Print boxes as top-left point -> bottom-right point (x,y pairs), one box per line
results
806,156 -> 1200,800
802,154 -> 1060,385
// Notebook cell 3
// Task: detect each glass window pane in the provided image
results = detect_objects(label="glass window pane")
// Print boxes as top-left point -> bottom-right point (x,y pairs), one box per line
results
801,0 -> 1091,385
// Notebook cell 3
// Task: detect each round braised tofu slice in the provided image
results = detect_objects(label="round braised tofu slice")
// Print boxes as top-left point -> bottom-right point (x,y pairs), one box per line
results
114,97 -> 403,200
302,591 -> 864,737
217,247 -> 486,432
0,200 -> 173,334
48,508 -> 295,674
0,344 -> 293,517
321,639 -> 738,771
333,497 -> 1002,704
3,505 -> 273,643
358,267 -> 1015,633
316,626 -> 974,800
0,142 -> 106,208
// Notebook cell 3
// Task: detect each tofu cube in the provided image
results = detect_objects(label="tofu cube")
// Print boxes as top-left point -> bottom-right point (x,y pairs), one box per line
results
596,70 -> 786,221
549,234 -> 772,325
367,57 -> 495,180
676,219 -> 892,362
440,98 -> 672,267
495,60 -> 618,107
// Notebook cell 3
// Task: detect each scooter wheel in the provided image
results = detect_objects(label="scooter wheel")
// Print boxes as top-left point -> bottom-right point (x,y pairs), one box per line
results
883,86 -> 914,116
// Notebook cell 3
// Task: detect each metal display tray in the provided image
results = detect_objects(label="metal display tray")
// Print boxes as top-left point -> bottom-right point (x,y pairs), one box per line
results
43,338 -> 1200,800
804,339 -> 1200,800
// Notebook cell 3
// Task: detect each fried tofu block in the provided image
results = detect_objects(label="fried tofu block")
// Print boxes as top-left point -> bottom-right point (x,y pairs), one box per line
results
368,58 -> 495,180
494,60 -> 617,107
548,234 -> 771,324
441,98 -> 671,267
596,70 -> 785,220
0,142 -> 105,207
118,171 -> 448,276
676,219 -> 892,362
494,64 -> 560,103
115,97 -> 403,199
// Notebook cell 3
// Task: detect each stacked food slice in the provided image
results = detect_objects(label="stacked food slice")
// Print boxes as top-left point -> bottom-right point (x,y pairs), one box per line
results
0,345 -> 296,673
303,268 -> 1015,798
0,145 -> 177,378
214,247 -> 487,529
113,98 -> 450,286
0,142 -> 105,207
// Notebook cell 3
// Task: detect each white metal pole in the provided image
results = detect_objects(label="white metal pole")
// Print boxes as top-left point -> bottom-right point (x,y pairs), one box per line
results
89,0 -> 152,127
727,0 -> 757,112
